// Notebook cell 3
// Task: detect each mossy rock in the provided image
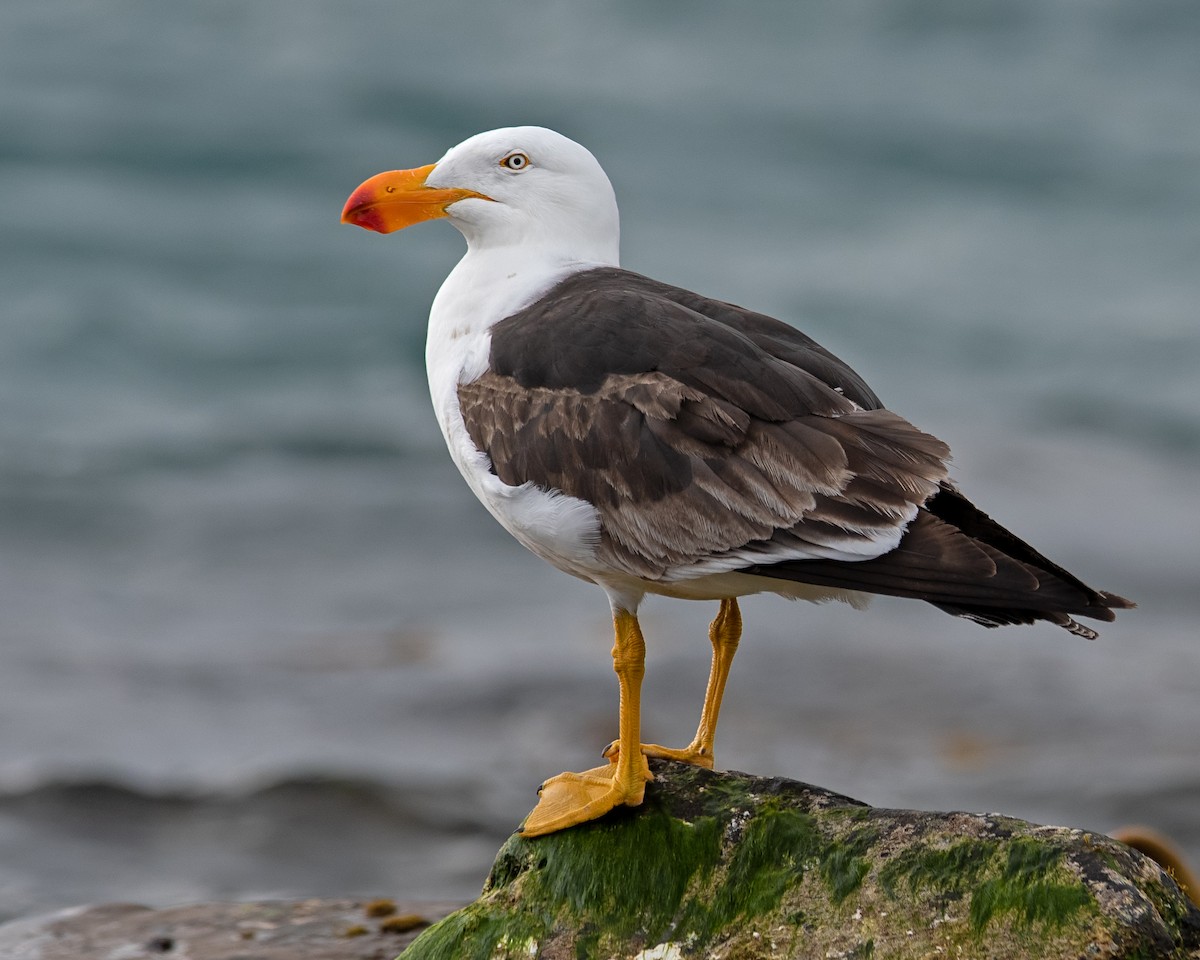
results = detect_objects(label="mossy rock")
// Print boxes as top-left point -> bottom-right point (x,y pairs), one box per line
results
403,760 -> 1200,959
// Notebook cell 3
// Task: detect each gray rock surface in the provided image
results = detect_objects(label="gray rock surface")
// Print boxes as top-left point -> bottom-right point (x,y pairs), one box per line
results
0,898 -> 462,960
3,762 -> 1196,959
406,760 -> 1200,959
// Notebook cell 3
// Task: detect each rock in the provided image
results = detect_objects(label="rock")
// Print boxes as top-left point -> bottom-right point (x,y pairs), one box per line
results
405,760 -> 1200,959
0,898 -> 462,960
1,763 -> 1193,960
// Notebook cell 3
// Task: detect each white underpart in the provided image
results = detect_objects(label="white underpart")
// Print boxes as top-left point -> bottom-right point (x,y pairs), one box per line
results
427,244 -> 609,581
419,127 -> 887,614
660,525 -> 910,581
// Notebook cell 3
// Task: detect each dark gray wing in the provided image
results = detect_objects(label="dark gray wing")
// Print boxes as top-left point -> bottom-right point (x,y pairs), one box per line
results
608,269 -> 884,410
457,267 -> 1133,635
459,268 -> 948,579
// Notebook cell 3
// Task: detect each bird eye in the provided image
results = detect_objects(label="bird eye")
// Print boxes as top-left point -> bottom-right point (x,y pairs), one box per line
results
501,152 -> 530,171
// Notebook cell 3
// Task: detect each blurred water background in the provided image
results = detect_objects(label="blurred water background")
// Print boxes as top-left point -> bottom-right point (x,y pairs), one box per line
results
1,0 -> 1198,920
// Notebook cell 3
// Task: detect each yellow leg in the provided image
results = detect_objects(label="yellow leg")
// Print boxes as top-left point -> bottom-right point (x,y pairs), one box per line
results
604,598 -> 742,770
519,609 -> 653,837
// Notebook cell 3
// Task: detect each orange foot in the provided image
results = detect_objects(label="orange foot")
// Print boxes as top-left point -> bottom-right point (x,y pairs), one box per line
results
519,759 -> 652,837
602,740 -> 715,770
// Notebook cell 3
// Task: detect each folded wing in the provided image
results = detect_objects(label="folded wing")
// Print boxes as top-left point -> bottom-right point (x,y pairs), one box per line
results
458,267 -> 1132,634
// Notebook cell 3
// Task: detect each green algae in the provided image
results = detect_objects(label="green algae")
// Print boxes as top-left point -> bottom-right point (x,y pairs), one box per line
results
878,837 -> 997,900
672,804 -> 876,942
706,808 -> 820,923
401,904 -> 548,960
401,761 -> 1200,959
967,838 -> 1094,931
878,835 -> 1095,935
406,805 -> 729,958
497,771 -> 878,948
405,799 -> 878,958
819,825 -> 875,902
528,807 -> 724,942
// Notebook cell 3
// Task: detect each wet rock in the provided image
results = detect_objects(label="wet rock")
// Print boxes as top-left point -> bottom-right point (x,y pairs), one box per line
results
2,762 -> 1195,959
0,898 -> 461,960
405,760 -> 1200,959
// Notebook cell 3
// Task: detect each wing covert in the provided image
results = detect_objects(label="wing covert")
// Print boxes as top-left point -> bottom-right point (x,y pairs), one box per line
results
458,270 -> 950,581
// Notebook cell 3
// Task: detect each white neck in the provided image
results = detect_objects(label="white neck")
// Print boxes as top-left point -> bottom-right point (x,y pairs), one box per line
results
429,242 -> 614,349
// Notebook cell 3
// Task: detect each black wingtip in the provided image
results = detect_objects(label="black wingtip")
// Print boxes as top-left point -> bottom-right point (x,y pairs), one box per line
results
1099,591 -> 1136,611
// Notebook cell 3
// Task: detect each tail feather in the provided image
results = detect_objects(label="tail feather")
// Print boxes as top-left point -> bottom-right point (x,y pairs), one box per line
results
741,483 -> 1133,636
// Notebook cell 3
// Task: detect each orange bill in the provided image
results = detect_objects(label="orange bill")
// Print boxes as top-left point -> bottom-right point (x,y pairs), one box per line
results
341,164 -> 490,234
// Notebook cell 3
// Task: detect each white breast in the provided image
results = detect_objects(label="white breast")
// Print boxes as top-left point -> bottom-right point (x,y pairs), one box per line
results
424,250 -> 607,582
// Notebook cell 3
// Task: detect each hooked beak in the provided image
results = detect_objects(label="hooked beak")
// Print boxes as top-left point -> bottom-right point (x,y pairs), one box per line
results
340,164 -> 491,234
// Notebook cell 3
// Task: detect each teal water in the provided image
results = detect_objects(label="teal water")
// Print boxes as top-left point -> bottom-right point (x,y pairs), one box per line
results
1,0 -> 1198,917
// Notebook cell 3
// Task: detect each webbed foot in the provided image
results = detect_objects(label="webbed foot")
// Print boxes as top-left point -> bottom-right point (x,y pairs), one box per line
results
519,759 -> 652,837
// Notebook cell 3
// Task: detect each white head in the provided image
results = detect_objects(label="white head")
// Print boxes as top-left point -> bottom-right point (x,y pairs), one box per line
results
342,126 -> 620,266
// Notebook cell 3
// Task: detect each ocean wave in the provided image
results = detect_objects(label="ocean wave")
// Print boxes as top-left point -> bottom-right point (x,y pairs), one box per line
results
0,774 -> 505,922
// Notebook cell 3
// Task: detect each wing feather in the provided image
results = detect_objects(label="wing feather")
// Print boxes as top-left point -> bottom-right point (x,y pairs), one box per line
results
456,266 -> 1130,633
458,297 -> 945,578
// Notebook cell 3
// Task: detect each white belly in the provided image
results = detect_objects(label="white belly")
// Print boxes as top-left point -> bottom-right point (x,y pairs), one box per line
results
424,255 -> 609,585
429,346 -> 606,583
